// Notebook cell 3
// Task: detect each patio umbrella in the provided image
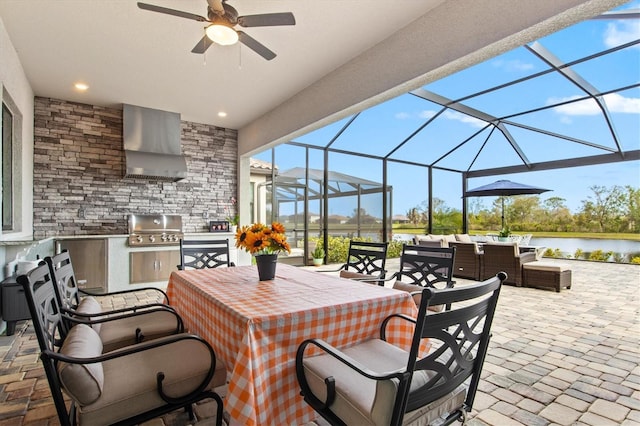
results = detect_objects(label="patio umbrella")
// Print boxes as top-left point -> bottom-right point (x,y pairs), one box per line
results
464,179 -> 551,229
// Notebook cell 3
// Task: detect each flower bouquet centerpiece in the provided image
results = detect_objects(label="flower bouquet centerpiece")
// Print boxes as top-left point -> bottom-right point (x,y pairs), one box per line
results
235,222 -> 291,280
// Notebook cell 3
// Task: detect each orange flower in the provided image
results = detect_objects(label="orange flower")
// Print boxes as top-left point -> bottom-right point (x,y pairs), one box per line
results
235,222 -> 291,255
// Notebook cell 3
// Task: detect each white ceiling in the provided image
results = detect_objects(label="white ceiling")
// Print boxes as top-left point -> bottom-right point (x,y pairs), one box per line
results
0,0 -> 444,129
0,0 -> 624,145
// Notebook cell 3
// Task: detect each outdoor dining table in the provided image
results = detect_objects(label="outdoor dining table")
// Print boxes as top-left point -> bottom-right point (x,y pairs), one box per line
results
166,263 -> 420,426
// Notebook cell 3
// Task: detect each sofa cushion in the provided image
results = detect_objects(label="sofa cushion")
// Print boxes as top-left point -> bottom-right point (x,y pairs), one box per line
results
442,234 -> 457,243
413,235 -> 432,245
58,324 -> 104,405
455,233 -> 472,243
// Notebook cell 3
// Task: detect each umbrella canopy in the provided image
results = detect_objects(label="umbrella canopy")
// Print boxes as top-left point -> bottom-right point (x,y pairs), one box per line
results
464,179 -> 551,229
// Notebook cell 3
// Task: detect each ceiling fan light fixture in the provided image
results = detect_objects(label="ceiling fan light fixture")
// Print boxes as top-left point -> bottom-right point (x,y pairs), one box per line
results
205,23 -> 238,45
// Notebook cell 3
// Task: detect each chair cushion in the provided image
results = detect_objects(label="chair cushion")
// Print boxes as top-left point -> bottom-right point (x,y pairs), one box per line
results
58,324 -> 104,405
99,310 -> 181,352
392,282 -> 443,312
302,339 -> 434,426
78,334 -> 226,425
402,384 -> 467,426
340,270 -> 380,285
75,296 -> 103,333
523,261 -> 570,272
392,281 -> 423,305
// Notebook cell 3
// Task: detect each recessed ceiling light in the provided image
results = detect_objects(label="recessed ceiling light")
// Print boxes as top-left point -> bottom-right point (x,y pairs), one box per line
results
218,111 -> 227,117
74,83 -> 89,91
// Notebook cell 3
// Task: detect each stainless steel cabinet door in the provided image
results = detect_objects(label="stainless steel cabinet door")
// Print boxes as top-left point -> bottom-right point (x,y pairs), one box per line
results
56,239 -> 108,293
130,250 -> 179,284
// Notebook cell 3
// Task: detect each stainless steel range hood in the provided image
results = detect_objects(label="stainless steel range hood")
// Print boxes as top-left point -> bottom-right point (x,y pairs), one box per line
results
123,104 -> 188,181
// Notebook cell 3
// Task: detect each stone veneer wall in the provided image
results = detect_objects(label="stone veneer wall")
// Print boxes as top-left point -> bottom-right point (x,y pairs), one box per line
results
33,97 -> 237,238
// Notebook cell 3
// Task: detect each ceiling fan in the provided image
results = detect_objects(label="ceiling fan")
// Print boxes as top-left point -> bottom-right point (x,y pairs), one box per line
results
137,0 -> 295,60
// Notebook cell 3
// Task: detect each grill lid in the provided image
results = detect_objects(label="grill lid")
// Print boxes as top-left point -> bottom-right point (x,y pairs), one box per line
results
128,214 -> 183,234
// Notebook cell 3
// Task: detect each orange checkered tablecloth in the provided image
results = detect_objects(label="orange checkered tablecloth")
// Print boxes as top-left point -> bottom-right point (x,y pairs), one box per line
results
167,264 -> 419,426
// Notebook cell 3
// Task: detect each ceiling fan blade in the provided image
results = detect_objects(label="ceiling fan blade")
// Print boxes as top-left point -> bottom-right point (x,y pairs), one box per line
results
191,35 -> 214,54
238,12 -> 296,27
238,31 -> 276,60
137,2 -> 209,22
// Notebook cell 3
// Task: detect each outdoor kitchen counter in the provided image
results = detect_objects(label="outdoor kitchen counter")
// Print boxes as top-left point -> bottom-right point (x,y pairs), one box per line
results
108,232 -> 238,292
1,233 -> 238,292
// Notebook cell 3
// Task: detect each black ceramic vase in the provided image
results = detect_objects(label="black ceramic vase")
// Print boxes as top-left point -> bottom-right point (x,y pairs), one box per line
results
255,254 -> 277,281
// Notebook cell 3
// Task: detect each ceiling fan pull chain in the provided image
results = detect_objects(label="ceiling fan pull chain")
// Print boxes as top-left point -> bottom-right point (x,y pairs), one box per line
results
238,43 -> 242,70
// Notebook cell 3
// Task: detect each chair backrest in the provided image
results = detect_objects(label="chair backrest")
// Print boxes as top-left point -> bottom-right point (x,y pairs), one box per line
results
449,241 -> 481,256
46,250 -> 81,311
393,272 -> 506,424
397,244 -> 456,289
344,240 -> 388,277
483,242 -> 519,259
16,262 -> 73,424
179,239 -> 233,270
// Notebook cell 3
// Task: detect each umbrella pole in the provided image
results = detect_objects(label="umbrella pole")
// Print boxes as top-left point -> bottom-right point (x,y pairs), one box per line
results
501,198 -> 505,229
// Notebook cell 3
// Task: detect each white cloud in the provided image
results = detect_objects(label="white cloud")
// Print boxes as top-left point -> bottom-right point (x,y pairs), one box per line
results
442,111 -> 486,128
418,110 -> 437,119
550,93 -> 640,116
604,21 -> 640,48
492,59 -> 535,72
394,110 -> 437,120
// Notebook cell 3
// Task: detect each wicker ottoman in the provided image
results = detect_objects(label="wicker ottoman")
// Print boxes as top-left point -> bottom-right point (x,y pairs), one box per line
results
522,262 -> 572,292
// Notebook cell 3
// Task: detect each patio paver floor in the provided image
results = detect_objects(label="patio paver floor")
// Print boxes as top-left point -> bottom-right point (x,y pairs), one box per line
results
0,258 -> 638,425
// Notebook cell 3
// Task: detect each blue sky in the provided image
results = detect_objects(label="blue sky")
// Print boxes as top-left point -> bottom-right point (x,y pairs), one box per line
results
256,2 -> 639,217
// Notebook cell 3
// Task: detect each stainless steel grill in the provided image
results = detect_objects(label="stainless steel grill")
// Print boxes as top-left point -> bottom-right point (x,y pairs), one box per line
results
128,214 -> 183,247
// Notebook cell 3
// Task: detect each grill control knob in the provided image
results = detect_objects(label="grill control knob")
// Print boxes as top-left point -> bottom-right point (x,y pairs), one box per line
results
136,236 -> 143,243
161,234 -> 167,242
149,235 -> 155,243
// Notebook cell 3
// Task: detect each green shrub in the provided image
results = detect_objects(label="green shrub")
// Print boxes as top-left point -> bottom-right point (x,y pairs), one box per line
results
387,240 -> 403,258
631,256 -> 640,265
574,249 -> 584,260
588,250 -> 613,262
544,248 -> 562,258
310,235 -> 403,263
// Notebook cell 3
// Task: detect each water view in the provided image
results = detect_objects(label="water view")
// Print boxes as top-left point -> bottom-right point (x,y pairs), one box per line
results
529,237 -> 640,258
393,234 -> 640,259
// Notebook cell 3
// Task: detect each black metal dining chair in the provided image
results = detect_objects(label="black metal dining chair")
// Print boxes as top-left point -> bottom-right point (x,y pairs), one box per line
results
296,272 -> 506,426
178,239 -> 235,270
319,240 -> 388,284
18,261 -> 225,426
46,251 -> 184,352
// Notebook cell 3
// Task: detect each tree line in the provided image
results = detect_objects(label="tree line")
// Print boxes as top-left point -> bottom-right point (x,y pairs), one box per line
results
405,185 -> 639,234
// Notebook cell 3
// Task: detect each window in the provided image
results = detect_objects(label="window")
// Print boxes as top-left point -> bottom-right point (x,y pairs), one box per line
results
1,90 -> 22,236
2,102 -> 13,231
